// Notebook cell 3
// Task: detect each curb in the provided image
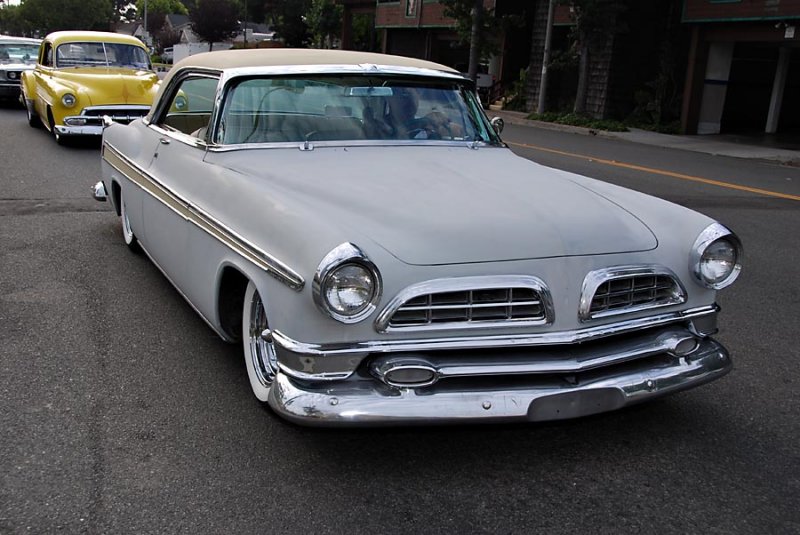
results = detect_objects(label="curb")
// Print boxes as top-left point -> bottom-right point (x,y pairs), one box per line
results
487,110 -> 800,167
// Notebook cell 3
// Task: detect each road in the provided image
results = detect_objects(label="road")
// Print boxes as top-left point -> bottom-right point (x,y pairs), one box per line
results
1,107 -> 798,534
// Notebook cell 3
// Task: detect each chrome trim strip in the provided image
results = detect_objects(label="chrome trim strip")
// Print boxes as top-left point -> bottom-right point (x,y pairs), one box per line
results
207,138 -> 493,153
368,328 -> 698,385
102,141 -> 305,291
270,305 -> 719,357
217,64 -> 467,84
312,242 -> 383,324
267,338 -> 732,426
375,275 -> 554,333
578,265 -> 687,322
690,222 -> 743,290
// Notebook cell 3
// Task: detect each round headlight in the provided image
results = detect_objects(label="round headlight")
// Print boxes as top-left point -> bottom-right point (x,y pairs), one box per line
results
174,95 -> 187,110
324,263 -> 376,316
700,239 -> 738,284
691,223 -> 742,289
313,243 -> 382,324
61,93 -> 76,107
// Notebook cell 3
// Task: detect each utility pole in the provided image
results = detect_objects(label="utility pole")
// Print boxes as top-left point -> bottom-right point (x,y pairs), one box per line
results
143,0 -> 148,47
538,0 -> 555,114
244,0 -> 248,47
467,0 -> 483,82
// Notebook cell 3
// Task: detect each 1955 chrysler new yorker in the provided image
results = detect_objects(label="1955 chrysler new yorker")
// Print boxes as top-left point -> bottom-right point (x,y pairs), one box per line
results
94,49 -> 742,426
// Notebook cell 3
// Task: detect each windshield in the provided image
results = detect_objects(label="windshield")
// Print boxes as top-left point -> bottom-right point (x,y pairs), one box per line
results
55,42 -> 151,70
216,75 -> 500,145
0,43 -> 39,65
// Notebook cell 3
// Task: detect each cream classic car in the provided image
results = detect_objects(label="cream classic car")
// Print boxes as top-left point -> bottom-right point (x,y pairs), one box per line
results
21,31 -> 159,144
94,49 -> 742,426
0,36 -> 40,102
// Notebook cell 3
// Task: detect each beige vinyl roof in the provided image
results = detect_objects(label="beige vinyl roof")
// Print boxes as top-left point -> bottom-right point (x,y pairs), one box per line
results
169,48 -> 459,76
46,31 -> 147,48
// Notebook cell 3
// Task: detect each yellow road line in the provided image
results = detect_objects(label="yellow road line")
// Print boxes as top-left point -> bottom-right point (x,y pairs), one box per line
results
507,140 -> 800,202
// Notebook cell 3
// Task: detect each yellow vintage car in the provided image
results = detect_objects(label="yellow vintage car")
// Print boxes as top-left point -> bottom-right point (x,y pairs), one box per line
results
20,31 -> 160,144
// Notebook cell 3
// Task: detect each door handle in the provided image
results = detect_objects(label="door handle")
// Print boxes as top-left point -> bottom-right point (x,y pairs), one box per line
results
159,138 -> 170,145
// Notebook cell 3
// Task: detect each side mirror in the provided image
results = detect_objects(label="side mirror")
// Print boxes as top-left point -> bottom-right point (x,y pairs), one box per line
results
490,116 -> 504,135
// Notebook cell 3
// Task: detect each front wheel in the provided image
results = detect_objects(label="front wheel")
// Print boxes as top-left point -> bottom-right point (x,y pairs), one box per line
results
47,108 -> 65,145
242,281 -> 278,402
119,189 -> 141,252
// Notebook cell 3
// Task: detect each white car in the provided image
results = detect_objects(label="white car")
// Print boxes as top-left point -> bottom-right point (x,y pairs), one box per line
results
95,49 -> 742,426
0,36 -> 40,102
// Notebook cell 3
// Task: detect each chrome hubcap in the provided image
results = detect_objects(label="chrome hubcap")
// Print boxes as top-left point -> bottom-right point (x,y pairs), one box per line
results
249,291 -> 277,387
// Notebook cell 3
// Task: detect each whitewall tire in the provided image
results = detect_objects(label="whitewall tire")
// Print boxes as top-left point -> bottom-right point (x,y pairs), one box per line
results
119,190 -> 140,252
242,281 -> 278,402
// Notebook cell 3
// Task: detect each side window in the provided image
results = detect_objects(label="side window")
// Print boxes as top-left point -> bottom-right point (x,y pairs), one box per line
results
41,42 -> 52,67
157,75 -> 219,139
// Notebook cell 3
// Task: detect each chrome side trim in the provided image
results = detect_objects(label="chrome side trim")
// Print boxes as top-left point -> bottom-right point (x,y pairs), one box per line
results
267,337 -> 732,426
579,265 -> 687,322
375,275 -> 554,333
102,141 -> 305,291
270,304 -> 719,358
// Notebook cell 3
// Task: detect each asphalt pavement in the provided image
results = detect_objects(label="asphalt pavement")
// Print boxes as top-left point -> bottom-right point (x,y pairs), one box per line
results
1,103 -> 798,534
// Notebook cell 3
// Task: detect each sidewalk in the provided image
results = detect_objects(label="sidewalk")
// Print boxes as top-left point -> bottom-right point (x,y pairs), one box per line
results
489,110 -> 800,166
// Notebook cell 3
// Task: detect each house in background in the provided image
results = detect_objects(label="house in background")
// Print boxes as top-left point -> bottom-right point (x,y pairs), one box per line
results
680,0 -> 799,136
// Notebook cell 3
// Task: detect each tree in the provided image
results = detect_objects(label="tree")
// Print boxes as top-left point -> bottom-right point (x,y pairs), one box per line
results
440,0 -> 521,81
265,0 -> 312,47
0,4 -> 27,36
190,0 -> 240,51
306,0 -> 341,49
19,0 -> 114,34
561,0 -> 626,114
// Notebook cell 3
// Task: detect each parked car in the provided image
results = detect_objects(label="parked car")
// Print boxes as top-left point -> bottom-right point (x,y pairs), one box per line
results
0,36 -> 40,103
95,49 -> 742,426
21,31 -> 159,144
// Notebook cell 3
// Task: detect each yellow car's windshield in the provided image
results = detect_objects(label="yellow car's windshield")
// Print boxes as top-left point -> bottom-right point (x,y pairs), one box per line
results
55,42 -> 151,70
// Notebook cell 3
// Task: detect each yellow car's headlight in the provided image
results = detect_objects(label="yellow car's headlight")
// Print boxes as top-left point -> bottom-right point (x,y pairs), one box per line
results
61,93 -> 77,108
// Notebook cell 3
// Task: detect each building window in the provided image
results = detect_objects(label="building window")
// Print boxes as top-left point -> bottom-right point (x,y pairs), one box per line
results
406,0 -> 418,17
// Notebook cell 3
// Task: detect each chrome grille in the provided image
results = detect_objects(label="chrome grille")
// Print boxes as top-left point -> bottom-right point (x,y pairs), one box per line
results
388,287 -> 547,328
583,269 -> 685,321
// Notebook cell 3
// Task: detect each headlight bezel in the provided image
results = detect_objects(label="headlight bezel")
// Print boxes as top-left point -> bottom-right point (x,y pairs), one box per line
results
690,223 -> 742,290
61,93 -> 77,108
313,242 -> 382,324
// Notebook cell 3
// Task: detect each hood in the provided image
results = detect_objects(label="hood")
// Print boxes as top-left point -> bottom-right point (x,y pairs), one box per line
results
212,146 -> 658,266
54,68 -> 158,105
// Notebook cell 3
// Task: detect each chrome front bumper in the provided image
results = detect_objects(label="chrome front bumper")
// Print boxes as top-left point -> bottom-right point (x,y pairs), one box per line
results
267,335 -> 731,426
55,123 -> 104,136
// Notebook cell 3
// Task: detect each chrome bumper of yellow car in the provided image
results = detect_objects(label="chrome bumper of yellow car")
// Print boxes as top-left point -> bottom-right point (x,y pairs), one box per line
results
267,333 -> 731,426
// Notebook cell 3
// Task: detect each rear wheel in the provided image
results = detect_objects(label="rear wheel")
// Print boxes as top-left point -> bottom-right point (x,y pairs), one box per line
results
242,281 -> 277,402
25,101 -> 41,128
119,189 -> 141,253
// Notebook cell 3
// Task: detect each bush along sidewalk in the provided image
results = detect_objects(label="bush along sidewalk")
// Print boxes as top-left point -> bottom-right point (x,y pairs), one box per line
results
526,112 -> 629,132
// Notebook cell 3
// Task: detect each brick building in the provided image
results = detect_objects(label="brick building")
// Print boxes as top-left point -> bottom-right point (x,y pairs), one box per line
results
681,0 -> 799,135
